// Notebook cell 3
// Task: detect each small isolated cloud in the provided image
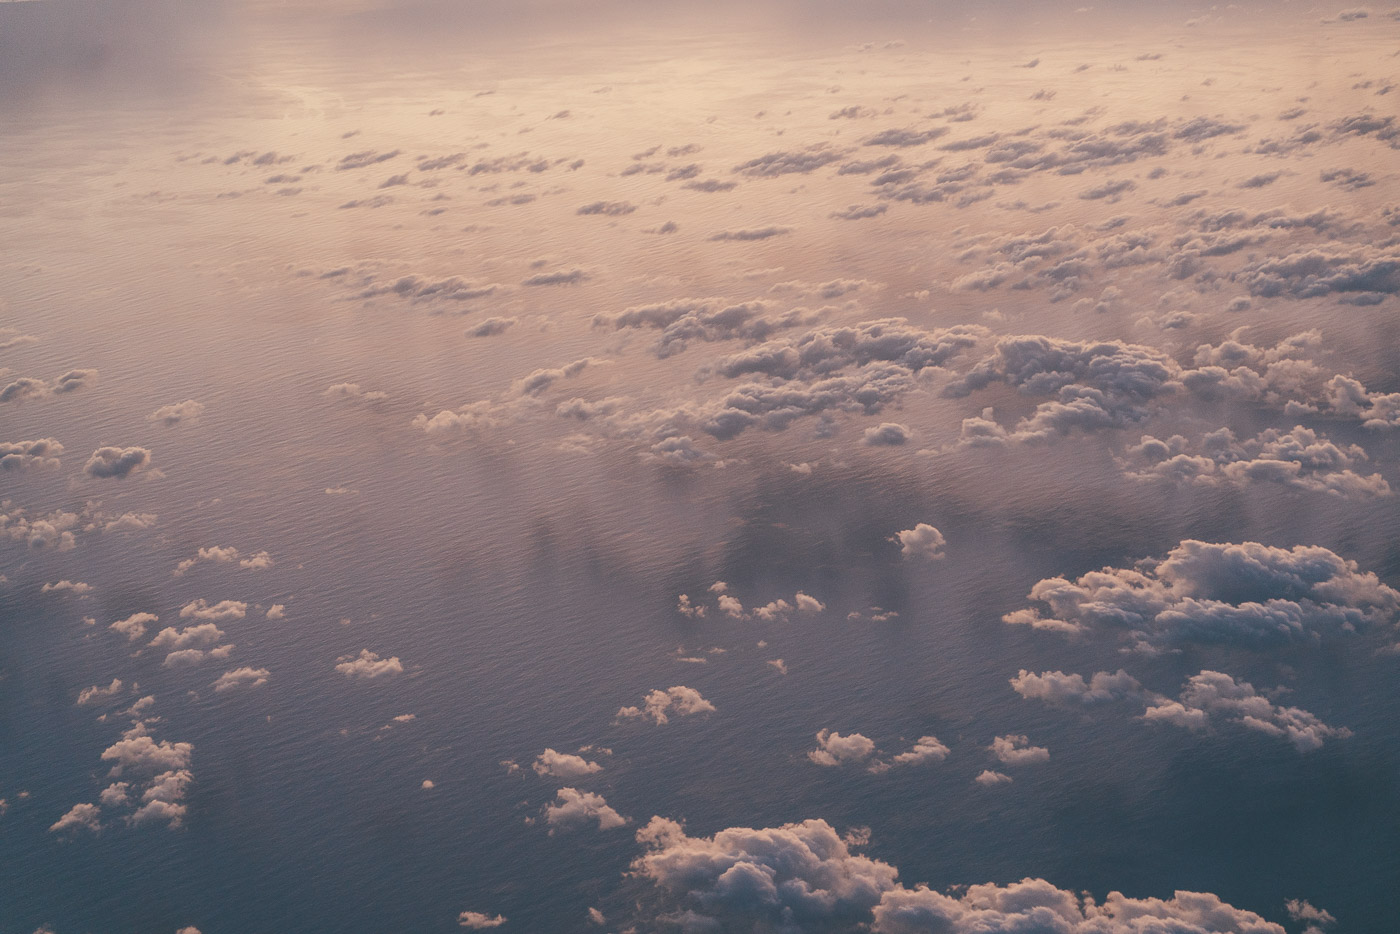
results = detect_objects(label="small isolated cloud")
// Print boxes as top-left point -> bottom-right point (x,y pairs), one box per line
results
468,317 -> 516,337
42,580 -> 92,595
521,268 -> 589,286
77,679 -> 124,706
1,369 -> 97,404
543,787 -> 627,830
335,649 -> 403,679
266,604 -> 286,620
458,911 -> 506,929
110,612 -> 158,642
179,599 -> 248,622
577,200 -> 636,216
150,622 -> 225,651
148,400 -> 204,426
84,446 -> 152,479
1,438 -> 63,471
709,226 -> 791,242
212,667 -> 269,692
49,802 -> 101,834
895,523 -> 946,559
809,729 -> 877,767
324,383 -> 388,404
989,734 -> 1050,766
617,686 -> 715,724
863,423 -> 911,446
974,769 -> 1013,786
533,748 -> 603,780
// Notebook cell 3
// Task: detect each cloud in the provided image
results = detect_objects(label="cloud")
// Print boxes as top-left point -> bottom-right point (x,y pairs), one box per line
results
577,200 -> 636,215
468,317 -> 517,337
733,146 -> 846,177
49,802 -> 101,834
101,722 -> 193,776
84,446 -> 152,479
809,729 -> 876,767
1003,540 -> 1400,648
593,297 -> 818,358
77,679 -> 124,706
337,149 -> 400,170
324,383 -> 388,404
1,369 -> 97,404
989,734 -> 1050,766
148,400 -> 204,426
513,357 -> 598,396
1239,247 -> 1400,300
110,612 -> 157,642
863,422 -> 911,446
617,686 -> 715,724
895,524 -> 945,560
872,878 -> 1285,933
533,748 -> 603,779
179,599 -> 248,622
335,649 -> 404,679
1121,426 -> 1390,497
709,226 -> 792,242
41,579 -> 92,595
521,268 -> 589,286
0,504 -> 79,551
212,667 -> 270,692
631,816 -> 899,928
150,622 -> 226,651
810,730 -> 949,772
0,438 -> 63,471
458,911 -> 506,929
1014,668 -> 1351,752
357,275 -> 501,304
974,769 -> 1013,786
543,787 -> 627,830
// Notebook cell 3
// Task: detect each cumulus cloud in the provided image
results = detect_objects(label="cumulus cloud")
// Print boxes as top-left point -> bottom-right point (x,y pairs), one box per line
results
733,146 -> 846,177
974,769 -> 1013,786
617,686 -> 715,724
0,438 -> 63,471
458,911 -> 506,929
468,316 -> 517,337
863,422 -> 911,446
810,730 -> 949,772
1003,539 -> 1400,648
357,275 -> 500,304
989,734 -> 1050,766
77,679 -> 124,706
148,400 -> 204,426
1013,668 -> 1351,752
592,297 -> 819,358
1121,426 -> 1390,497
543,787 -> 627,830
521,268 -> 589,286
49,802 -> 101,834
895,524 -> 945,559
41,579 -> 92,595
179,599 -> 248,621
533,748 -> 603,780
110,612 -> 158,642
335,649 -> 404,679
709,226 -> 792,242
101,722 -> 193,776
324,383 -> 388,404
1,369 -> 97,404
0,504 -> 79,551
84,446 -> 152,479
212,667 -> 270,692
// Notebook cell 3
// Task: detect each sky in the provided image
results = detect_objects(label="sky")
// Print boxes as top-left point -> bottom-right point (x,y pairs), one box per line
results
2,1 -> 1399,932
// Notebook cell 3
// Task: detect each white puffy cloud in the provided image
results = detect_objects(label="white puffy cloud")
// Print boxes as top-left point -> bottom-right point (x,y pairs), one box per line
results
989,734 -> 1050,766
148,399 -> 205,425
84,446 -> 152,479
178,599 -> 248,621
618,686 -> 715,724
457,911 -> 507,929
533,748 -> 603,780
809,729 -> 877,767
1004,540 -> 1399,648
630,816 -> 899,929
212,667 -> 270,692
41,579 -> 92,595
77,679 -> 124,706
150,623 -> 226,651
872,878 -> 1286,933
974,769 -> 1013,786
1014,668 -> 1351,752
335,649 -> 404,679
895,524 -> 945,560
0,504 -> 79,551
49,802 -> 101,834
0,438 -> 63,471
110,612 -> 158,642
101,723 -> 194,776
1121,426 -> 1390,498
543,787 -> 627,830
810,730 -> 949,772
